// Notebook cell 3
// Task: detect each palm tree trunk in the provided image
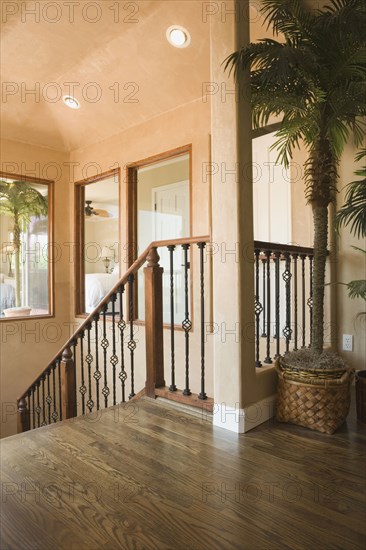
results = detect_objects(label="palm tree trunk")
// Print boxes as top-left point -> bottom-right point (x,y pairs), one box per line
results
311,204 -> 328,353
13,213 -> 21,307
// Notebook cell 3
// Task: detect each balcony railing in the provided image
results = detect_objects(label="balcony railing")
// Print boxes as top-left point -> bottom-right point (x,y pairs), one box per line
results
254,241 -> 317,367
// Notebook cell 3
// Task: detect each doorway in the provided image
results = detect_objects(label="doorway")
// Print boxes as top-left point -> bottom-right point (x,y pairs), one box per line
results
127,146 -> 191,322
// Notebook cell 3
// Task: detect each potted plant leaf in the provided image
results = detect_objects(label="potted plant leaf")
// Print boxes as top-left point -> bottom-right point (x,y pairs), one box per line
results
225,0 -> 366,433
336,149 -> 366,423
0,179 -> 48,312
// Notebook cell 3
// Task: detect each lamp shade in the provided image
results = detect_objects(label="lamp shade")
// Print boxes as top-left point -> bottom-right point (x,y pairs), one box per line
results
101,246 -> 112,259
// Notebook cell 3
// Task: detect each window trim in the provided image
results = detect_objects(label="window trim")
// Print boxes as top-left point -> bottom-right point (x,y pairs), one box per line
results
126,144 -> 193,326
74,168 -> 121,317
0,172 -> 54,321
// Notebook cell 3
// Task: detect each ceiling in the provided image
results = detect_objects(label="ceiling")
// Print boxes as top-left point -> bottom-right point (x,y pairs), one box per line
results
0,0 -> 211,152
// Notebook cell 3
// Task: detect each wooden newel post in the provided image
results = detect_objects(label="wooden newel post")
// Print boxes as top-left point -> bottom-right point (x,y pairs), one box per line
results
61,345 -> 77,420
17,397 -> 30,433
144,247 -> 165,398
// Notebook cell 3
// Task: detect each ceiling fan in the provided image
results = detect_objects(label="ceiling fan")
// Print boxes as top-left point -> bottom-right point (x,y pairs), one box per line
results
85,200 -> 111,218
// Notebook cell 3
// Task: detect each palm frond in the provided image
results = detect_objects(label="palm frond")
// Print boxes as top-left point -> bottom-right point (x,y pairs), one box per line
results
0,180 -> 48,225
336,150 -> 366,238
261,0 -> 315,40
347,280 -> 366,301
317,0 -> 366,40
351,245 -> 366,254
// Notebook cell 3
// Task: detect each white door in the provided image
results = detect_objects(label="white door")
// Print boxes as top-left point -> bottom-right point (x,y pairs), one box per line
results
153,181 -> 190,240
153,181 -> 190,324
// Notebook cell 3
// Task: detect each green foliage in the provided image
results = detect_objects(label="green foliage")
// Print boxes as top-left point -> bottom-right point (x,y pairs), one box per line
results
336,149 -> 366,239
336,146 -> 366,302
224,0 -> 366,202
225,0 -> 366,351
0,180 -> 48,224
0,179 -> 48,307
347,279 -> 366,301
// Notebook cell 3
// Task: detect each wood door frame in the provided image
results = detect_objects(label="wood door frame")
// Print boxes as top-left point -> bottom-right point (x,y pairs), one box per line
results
0,171 -> 54,321
74,167 -> 121,317
126,144 -> 193,327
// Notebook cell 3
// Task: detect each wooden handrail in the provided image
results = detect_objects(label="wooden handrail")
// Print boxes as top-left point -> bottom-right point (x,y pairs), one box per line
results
17,235 -> 211,401
18,235 -> 315,401
254,240 -> 315,256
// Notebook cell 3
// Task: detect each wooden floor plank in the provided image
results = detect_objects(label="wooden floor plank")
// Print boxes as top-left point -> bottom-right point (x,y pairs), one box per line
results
1,397 -> 365,550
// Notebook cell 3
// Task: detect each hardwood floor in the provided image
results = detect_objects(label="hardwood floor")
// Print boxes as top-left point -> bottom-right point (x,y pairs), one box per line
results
1,397 -> 365,550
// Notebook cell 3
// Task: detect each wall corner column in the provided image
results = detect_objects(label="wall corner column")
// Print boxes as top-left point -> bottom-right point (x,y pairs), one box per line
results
210,1 -> 255,432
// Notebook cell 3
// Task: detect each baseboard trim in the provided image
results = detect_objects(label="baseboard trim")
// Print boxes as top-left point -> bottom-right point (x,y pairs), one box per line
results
212,394 -> 277,433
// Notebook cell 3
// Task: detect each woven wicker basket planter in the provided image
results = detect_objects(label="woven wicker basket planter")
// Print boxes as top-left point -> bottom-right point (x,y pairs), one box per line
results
276,358 -> 354,434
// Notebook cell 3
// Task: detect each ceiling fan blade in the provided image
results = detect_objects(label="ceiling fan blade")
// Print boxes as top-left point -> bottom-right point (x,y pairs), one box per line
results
94,209 -> 111,217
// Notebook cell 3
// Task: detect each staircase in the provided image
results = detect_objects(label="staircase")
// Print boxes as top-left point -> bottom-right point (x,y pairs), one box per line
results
17,236 -> 213,433
17,237 -> 318,433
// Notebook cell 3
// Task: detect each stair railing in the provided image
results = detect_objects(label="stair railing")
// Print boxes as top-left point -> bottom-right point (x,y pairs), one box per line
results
17,236 -> 211,432
17,237 -> 320,433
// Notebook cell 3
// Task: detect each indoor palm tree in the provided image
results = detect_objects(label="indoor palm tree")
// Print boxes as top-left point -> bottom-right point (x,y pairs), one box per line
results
225,0 -> 366,353
0,180 -> 48,307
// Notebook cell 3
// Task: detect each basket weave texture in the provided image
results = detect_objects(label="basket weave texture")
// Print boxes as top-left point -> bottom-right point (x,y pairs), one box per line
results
276,359 -> 353,434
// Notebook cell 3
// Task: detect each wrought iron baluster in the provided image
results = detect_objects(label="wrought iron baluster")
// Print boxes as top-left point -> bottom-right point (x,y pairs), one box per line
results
26,394 -> 30,430
71,339 -> 77,416
254,249 -> 263,367
85,323 -> 94,412
101,304 -> 110,408
128,274 -> 136,399
182,244 -> 192,396
308,255 -> 313,348
274,250 -> 281,358
36,382 -> 41,428
301,254 -> 306,348
52,363 -> 58,422
168,245 -> 177,392
264,250 -> 272,364
79,333 -> 86,415
282,252 -> 292,354
93,313 -> 101,410
261,257 -> 267,337
57,358 -> 62,421
41,376 -> 46,426
198,243 -> 207,399
110,294 -> 118,406
46,370 -> 51,425
118,285 -> 127,403
31,388 -> 35,429
293,253 -> 298,351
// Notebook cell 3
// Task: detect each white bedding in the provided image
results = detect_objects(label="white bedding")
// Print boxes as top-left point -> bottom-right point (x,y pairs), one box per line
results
85,272 -> 120,313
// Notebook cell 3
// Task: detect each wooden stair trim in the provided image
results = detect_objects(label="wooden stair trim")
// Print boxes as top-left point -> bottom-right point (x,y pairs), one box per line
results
130,388 -> 146,401
154,387 -> 214,413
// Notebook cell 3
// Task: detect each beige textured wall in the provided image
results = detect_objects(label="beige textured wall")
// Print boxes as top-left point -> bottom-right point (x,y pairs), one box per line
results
70,98 -> 211,274
0,139 -> 72,438
70,99 -> 213,398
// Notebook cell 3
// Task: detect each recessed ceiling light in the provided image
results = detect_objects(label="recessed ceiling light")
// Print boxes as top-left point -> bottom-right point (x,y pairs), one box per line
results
63,95 -> 80,109
166,25 -> 191,48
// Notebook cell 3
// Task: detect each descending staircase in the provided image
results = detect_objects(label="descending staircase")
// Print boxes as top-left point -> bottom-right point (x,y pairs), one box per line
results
17,236 -> 213,433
